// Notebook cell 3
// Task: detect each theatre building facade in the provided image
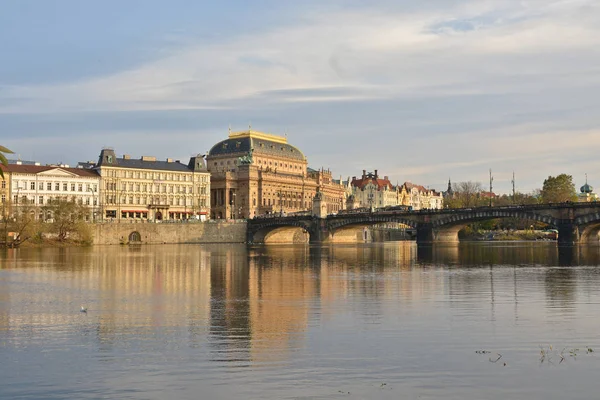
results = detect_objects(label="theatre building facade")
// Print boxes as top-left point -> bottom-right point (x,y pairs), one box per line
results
207,130 -> 346,219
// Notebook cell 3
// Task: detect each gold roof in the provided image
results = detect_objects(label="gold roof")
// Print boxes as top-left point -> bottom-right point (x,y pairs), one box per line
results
228,130 -> 288,144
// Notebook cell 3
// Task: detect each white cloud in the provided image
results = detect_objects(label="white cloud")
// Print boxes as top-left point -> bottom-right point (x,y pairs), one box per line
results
1,0 -> 599,114
2,0 -> 600,193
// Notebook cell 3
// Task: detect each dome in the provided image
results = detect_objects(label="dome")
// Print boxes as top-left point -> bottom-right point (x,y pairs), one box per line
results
208,130 -> 305,161
581,183 -> 594,193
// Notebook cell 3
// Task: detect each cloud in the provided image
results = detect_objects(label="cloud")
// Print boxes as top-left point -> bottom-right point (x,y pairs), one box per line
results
1,0 -> 598,114
1,0 -> 600,193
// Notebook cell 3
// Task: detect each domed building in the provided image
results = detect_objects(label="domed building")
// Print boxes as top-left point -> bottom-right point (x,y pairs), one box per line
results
578,175 -> 598,202
206,129 -> 346,219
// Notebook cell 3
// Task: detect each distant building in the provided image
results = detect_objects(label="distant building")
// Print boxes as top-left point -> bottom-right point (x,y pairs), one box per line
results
206,129 -> 346,219
399,182 -> 444,210
0,163 -> 100,221
578,177 -> 598,202
89,148 -> 211,221
350,170 -> 400,209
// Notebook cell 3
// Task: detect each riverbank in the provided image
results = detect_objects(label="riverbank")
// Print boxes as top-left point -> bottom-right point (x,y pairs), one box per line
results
463,230 -> 557,241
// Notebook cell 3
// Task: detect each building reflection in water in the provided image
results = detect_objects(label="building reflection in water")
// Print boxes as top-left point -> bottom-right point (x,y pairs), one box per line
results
3,242 -> 600,365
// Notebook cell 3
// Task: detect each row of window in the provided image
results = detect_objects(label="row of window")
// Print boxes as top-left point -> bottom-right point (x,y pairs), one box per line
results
104,182 -> 208,194
103,169 -> 209,182
213,159 -> 303,171
104,195 -> 208,207
13,181 -> 98,193
5,195 -> 98,206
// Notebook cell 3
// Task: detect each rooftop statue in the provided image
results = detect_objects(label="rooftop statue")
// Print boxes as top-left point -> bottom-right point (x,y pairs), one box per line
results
238,148 -> 254,165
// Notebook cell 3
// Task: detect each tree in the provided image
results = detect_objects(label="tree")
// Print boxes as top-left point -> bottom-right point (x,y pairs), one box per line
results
42,197 -> 90,242
7,200 -> 38,246
541,174 -> 578,204
0,145 -> 13,179
446,181 -> 484,208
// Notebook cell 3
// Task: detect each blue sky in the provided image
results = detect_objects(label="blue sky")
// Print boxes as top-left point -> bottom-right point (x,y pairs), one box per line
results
1,0 -> 600,194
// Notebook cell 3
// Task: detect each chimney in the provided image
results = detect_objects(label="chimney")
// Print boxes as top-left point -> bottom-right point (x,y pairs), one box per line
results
362,170 -> 366,179
374,170 -> 378,179
167,158 -> 173,163
384,176 -> 388,181
123,154 -> 131,160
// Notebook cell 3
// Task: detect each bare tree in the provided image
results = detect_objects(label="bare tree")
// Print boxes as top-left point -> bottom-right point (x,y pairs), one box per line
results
42,197 -> 89,242
450,181 -> 484,208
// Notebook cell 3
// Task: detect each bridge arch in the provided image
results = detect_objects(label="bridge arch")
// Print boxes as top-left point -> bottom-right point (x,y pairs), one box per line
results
575,212 -> 600,243
421,209 -> 559,243
247,219 -> 314,244
326,215 -> 418,243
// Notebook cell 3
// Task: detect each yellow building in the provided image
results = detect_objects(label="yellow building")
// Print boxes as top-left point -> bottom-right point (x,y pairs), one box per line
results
91,148 -> 211,221
207,129 -> 346,219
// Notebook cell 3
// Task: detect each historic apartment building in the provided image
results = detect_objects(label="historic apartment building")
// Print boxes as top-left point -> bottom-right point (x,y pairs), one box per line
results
206,129 -> 346,219
89,148 -> 211,221
349,170 -> 401,209
399,182 -> 444,210
0,161 -> 101,221
348,170 -> 444,210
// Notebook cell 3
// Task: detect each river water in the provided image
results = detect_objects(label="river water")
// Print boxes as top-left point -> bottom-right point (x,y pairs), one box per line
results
1,242 -> 600,399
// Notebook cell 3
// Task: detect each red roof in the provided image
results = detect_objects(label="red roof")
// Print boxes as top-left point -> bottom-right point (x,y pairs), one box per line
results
402,182 -> 428,192
0,164 -> 100,177
351,176 -> 394,190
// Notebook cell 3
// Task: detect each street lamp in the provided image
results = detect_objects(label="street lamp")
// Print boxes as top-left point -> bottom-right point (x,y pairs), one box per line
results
278,190 -> 284,216
231,192 -> 236,219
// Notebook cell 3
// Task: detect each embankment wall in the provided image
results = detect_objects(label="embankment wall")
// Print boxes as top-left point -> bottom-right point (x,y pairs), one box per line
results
92,221 -> 247,245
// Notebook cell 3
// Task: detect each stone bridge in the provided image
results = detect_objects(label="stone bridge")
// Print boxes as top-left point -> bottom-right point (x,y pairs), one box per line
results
247,203 -> 600,245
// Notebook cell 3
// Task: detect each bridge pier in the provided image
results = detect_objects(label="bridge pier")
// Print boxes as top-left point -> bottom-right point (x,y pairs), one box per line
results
416,224 -> 460,244
557,221 -> 580,245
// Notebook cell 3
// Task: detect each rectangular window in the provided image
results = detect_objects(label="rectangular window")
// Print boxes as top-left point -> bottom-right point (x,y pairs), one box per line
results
93,184 -> 97,192
55,182 -> 60,191
39,196 -> 43,204
1,194 -> 5,203
1,181 -> 5,189
63,183 -> 67,191
78,184 -> 83,192
122,183 -> 126,191
47,183 -> 52,191
30,182 -> 35,190
71,183 -> 76,191
86,184 -> 90,192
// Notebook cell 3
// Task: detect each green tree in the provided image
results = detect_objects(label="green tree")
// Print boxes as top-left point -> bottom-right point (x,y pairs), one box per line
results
541,174 -> 578,203
42,197 -> 90,242
0,145 -> 14,179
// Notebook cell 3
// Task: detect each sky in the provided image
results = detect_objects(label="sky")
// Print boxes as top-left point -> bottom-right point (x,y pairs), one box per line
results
1,0 -> 599,194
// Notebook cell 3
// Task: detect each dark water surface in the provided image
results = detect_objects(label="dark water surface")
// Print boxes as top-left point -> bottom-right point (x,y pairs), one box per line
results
2,242 -> 600,399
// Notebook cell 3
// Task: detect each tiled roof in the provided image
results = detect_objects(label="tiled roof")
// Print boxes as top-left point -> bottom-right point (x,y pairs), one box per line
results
352,177 -> 394,190
1,164 -> 100,177
100,158 -> 192,172
402,182 -> 428,192
208,136 -> 305,161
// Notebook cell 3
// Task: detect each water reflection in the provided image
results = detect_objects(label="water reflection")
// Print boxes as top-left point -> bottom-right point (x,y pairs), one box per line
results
2,242 -> 600,399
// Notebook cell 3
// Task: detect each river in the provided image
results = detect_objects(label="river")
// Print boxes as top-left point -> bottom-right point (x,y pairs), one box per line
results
1,242 -> 600,399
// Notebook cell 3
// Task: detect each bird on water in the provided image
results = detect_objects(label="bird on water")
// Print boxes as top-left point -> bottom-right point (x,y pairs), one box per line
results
80,306 -> 88,313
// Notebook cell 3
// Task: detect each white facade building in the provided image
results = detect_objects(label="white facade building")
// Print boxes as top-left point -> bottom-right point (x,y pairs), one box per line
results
3,163 -> 101,221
